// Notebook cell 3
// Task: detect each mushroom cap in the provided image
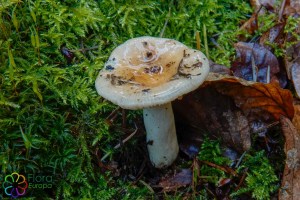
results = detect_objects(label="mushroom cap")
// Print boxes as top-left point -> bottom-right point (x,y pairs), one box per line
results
95,36 -> 210,109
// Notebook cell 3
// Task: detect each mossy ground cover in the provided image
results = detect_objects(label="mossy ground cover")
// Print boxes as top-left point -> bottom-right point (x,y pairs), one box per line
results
0,0 -> 283,199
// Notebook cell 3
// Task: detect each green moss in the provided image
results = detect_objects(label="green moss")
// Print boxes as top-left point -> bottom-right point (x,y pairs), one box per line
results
198,138 -> 231,184
197,139 -> 279,200
232,151 -> 279,200
0,0 -> 252,199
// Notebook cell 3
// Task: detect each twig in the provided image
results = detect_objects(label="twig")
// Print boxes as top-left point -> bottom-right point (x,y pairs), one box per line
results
251,54 -> 258,82
235,151 -> 247,169
114,124 -> 138,149
132,158 -> 147,184
203,24 -> 209,60
251,121 -> 280,134
210,37 -> 222,50
266,65 -> 270,83
106,107 -> 121,119
278,0 -> 287,22
101,124 -> 138,161
139,180 -> 155,193
196,31 -> 201,50
105,107 -> 121,125
204,185 -> 216,197
201,160 -> 238,177
159,7 -> 171,37
235,167 -> 248,191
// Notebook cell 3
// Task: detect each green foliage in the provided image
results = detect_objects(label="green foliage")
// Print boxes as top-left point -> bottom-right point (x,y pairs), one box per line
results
232,151 -> 279,200
285,16 -> 300,49
197,139 -> 279,200
0,0 -> 251,199
198,139 -> 231,184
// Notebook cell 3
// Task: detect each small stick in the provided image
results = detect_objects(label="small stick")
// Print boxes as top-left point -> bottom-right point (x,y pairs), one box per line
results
132,158 -> 147,184
266,65 -> 270,83
251,121 -> 280,134
139,180 -> 155,193
114,124 -> 138,149
105,107 -> 121,125
235,151 -> 247,169
203,24 -> 209,60
210,37 -> 222,49
204,185 -> 216,197
106,107 -> 121,119
201,160 -> 238,177
251,55 -> 258,82
235,168 -> 248,191
101,124 -> 138,161
196,31 -> 201,50
278,0 -> 287,22
159,7 -> 171,38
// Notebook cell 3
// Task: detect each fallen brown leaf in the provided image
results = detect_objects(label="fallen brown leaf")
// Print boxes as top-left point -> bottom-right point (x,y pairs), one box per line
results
231,42 -> 286,87
158,169 -> 192,192
218,178 -> 232,187
250,0 -> 262,12
174,73 -> 294,152
291,64 -> 300,98
205,73 -> 294,120
260,0 -> 276,12
292,102 -> 300,133
284,0 -> 300,17
192,158 -> 200,191
279,116 -> 300,200
259,23 -> 286,47
209,60 -> 231,75
249,0 -> 275,18
284,40 -> 300,98
239,12 -> 258,35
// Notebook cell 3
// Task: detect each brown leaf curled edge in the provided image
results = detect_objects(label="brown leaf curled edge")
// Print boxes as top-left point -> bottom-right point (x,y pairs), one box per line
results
205,73 -> 294,121
279,116 -> 300,200
292,64 -> 300,98
174,73 -> 294,153
158,169 -> 192,192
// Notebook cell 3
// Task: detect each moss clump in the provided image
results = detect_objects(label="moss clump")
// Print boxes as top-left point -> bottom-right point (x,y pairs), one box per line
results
0,0 -> 251,198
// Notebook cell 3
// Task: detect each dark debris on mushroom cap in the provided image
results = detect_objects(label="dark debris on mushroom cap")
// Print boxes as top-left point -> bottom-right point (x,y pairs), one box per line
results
95,36 -> 210,110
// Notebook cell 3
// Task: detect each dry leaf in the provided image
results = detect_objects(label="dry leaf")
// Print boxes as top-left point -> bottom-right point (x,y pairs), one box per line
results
291,64 -> 300,100
174,73 -> 294,152
231,42 -> 286,87
250,0 -> 262,12
284,0 -> 300,17
279,116 -> 300,200
240,12 -> 258,35
209,60 -> 231,75
259,23 -> 286,47
285,41 -> 300,98
158,169 -> 192,192
260,0 -> 276,12
174,80 -> 251,153
292,102 -> 300,133
204,73 -> 294,120
218,178 -> 232,187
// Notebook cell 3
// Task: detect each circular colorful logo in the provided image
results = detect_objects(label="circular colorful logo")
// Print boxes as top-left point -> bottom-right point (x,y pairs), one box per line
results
2,172 -> 28,198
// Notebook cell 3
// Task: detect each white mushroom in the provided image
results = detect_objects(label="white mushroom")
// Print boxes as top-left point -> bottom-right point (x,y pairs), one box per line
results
95,36 -> 209,168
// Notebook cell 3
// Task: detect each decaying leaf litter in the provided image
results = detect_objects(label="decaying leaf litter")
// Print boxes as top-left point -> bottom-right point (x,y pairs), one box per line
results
98,0 -> 300,199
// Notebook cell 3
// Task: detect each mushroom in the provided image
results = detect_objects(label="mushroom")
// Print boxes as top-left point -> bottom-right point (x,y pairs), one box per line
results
95,36 -> 209,168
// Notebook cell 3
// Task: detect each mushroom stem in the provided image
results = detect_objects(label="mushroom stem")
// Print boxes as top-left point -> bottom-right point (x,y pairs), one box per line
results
143,102 -> 179,168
